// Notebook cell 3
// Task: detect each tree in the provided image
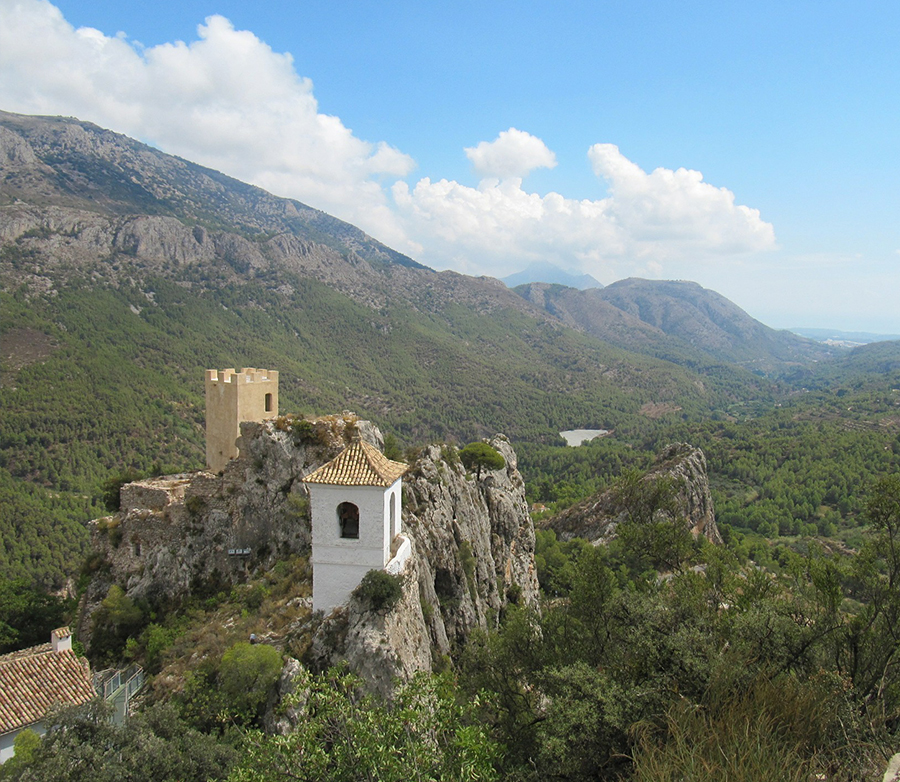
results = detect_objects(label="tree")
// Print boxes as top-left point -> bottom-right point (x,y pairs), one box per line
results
219,642 -> 283,724
613,469 -> 694,574
180,641 -> 283,730
101,468 -> 142,512
0,579 -> 71,654
459,443 -> 505,479
3,702 -> 236,782
88,585 -> 145,665
0,730 -> 40,780
229,667 -> 498,782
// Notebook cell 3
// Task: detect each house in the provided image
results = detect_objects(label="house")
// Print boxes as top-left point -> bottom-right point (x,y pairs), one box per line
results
304,437 -> 410,614
0,628 -> 96,763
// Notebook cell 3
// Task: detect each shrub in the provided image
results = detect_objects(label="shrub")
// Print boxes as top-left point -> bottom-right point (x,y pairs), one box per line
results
383,433 -> 404,461
353,570 -> 403,613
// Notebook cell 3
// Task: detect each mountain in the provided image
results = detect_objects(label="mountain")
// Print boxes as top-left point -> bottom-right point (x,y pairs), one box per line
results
501,262 -> 602,290
514,277 -> 832,372
2,111 -> 778,586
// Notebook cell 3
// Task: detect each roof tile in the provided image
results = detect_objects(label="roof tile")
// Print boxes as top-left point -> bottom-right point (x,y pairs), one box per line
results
0,641 -> 95,735
303,440 -> 407,487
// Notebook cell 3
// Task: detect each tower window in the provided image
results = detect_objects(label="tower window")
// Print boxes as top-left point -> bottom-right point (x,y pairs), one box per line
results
265,393 -> 273,412
338,502 -> 360,539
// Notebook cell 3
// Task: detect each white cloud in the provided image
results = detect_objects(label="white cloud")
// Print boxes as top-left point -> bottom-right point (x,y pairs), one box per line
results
393,143 -> 776,278
464,127 -> 557,179
0,0 -> 414,241
0,1 -> 776,279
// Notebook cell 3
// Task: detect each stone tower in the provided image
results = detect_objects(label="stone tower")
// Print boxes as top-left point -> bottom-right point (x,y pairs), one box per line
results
303,440 -> 408,614
205,368 -> 279,473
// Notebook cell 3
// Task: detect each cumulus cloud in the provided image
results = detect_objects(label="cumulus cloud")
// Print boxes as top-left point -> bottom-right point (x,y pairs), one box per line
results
0,0 -> 414,241
464,127 -> 557,179
0,1 -> 776,278
393,142 -> 776,278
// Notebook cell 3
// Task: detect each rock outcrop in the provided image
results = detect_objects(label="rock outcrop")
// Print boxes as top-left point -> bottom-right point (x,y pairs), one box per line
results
307,435 -> 539,694
544,443 -> 722,546
84,418 -> 538,694
82,413 -> 376,633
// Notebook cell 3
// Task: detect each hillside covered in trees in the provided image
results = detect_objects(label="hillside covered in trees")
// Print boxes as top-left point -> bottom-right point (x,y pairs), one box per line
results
4,110 -> 900,779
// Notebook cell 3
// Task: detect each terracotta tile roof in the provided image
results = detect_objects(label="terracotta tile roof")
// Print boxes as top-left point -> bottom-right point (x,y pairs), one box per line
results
303,440 -> 407,487
0,633 -> 95,735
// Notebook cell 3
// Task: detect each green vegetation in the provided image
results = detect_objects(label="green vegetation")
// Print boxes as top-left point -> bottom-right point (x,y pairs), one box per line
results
8,478 -> 900,779
0,579 -> 72,654
230,667 -> 498,782
520,379 -> 900,543
452,476 -> 900,780
1,701 -> 237,782
7,108 -> 900,780
352,569 -> 403,613
1,269 -> 755,587
179,641 -> 283,729
459,442 -> 506,478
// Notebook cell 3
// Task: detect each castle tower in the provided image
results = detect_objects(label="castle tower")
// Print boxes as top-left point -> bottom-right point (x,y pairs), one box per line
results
205,368 -> 279,473
303,440 -> 407,614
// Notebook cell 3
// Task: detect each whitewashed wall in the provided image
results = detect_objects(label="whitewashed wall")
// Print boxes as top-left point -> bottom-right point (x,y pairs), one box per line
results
309,479 -> 403,614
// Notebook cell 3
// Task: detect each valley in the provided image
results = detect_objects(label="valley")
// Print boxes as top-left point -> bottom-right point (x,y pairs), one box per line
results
3,109 -> 900,780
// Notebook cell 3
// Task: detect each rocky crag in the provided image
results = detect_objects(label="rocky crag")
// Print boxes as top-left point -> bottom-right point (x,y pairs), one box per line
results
83,417 -> 538,693
544,443 -> 723,546
308,436 -> 539,693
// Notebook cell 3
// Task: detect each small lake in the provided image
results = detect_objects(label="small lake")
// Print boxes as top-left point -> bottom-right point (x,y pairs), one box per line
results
559,429 -> 609,447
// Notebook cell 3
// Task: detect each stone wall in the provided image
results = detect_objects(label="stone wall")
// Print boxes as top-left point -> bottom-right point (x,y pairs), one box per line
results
84,414 -> 370,628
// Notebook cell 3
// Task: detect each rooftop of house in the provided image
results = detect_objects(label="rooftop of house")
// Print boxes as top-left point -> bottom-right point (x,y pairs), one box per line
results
303,440 -> 408,488
0,628 -> 96,736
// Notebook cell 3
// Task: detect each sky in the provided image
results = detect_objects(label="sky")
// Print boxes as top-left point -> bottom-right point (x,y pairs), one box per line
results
1,0 -> 898,333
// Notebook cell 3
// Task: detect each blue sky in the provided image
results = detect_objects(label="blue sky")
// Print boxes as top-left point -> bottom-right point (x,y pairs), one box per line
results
2,0 -> 898,332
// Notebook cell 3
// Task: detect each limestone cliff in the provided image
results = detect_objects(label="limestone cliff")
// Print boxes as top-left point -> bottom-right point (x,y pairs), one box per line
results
84,420 -> 538,694
544,443 -> 722,546
307,436 -> 539,692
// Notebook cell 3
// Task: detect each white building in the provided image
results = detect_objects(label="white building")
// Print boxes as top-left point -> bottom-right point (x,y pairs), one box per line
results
304,439 -> 408,614
0,628 -> 95,764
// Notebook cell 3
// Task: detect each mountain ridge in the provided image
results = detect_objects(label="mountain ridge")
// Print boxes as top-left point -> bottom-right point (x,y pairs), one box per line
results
0,110 -> 814,586
514,277 -> 832,372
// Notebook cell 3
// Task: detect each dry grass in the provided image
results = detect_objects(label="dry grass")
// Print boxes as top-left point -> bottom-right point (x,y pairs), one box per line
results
631,674 -> 885,782
148,555 -> 312,703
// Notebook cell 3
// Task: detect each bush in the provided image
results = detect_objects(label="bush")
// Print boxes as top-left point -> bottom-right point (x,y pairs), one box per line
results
219,642 -> 283,723
352,570 -> 403,612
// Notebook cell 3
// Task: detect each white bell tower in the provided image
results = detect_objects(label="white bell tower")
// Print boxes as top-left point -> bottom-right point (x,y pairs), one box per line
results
304,440 -> 407,614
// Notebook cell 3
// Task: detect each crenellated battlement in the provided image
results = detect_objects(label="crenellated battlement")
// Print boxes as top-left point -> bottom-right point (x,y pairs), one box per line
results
205,367 -> 279,472
205,367 -> 278,385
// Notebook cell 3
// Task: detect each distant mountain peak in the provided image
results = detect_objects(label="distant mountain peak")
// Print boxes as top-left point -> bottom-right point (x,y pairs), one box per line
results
502,262 -> 602,291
